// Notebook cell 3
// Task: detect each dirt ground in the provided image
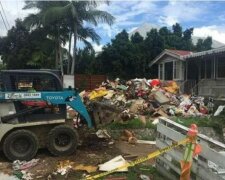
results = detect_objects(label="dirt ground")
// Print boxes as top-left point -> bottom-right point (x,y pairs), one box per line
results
0,131 -> 157,180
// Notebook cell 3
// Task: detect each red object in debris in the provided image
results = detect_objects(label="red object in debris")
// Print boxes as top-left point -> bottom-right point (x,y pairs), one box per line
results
194,144 -> 202,156
22,101 -> 47,108
187,124 -> 198,137
150,79 -> 160,87
199,106 -> 208,114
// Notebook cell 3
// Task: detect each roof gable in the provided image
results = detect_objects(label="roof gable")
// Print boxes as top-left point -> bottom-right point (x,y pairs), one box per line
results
167,49 -> 192,56
149,49 -> 192,67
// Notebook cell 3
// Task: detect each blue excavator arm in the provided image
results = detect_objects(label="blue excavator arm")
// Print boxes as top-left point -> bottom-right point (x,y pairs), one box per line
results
1,90 -> 93,128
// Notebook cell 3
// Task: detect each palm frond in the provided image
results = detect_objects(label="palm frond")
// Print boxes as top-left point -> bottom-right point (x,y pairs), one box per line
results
77,35 -> 94,52
78,26 -> 100,44
42,4 -> 71,25
84,9 -> 115,26
23,13 -> 41,29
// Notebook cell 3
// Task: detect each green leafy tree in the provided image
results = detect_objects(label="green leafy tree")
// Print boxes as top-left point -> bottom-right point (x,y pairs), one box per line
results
195,36 -> 212,51
131,32 -> 144,44
172,23 -> 182,37
93,23 -> 212,79
24,1 -> 114,74
0,19 -> 55,69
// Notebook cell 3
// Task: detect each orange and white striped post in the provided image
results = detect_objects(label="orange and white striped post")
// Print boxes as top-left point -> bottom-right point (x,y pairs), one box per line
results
180,124 -> 202,180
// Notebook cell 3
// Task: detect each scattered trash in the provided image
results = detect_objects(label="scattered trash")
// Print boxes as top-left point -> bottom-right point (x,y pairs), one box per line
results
152,118 -> 159,125
13,159 -> 39,171
136,140 -> 156,145
214,105 -> 225,116
56,160 -> 74,175
73,164 -> 98,173
98,156 -> 128,172
13,171 -> 33,180
88,87 -> 108,100
120,130 -> 137,144
21,171 -> 33,180
80,78 -> 212,127
96,129 -> 111,139
56,160 -> 98,175
139,174 -> 151,180
0,173 -> 18,180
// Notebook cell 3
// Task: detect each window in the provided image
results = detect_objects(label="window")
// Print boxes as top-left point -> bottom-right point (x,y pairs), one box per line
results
158,60 -> 183,80
201,59 -> 213,79
11,74 -> 58,91
164,62 -> 173,80
200,60 -> 205,79
173,61 -> 181,79
159,63 -> 163,79
217,57 -> 225,78
206,59 -> 212,79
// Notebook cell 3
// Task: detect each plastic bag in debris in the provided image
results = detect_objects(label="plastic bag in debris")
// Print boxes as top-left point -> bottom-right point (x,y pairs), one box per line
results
13,159 -> 39,171
214,105 -> 225,116
179,95 -> 192,111
116,85 -> 128,91
96,129 -> 111,139
88,88 -> 108,100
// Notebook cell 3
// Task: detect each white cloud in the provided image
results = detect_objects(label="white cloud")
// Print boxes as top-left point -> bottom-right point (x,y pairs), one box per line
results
93,44 -> 103,52
193,26 -> 225,44
97,1 -> 157,39
0,0 -> 36,36
159,1 -> 207,26
159,16 -> 177,26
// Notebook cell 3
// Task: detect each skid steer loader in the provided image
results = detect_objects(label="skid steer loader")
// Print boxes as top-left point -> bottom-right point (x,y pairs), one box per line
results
0,69 -> 93,161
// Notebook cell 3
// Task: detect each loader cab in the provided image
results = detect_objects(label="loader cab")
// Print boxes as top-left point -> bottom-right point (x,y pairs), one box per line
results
0,69 -> 63,92
0,70 -> 66,123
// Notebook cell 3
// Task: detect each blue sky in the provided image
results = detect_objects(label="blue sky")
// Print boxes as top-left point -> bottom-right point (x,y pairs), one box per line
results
1,0 -> 225,51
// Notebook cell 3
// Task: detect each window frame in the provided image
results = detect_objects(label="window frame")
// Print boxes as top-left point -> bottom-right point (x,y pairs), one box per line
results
216,56 -> 225,79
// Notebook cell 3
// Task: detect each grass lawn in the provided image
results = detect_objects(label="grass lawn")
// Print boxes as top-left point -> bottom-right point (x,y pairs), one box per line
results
106,118 -> 156,130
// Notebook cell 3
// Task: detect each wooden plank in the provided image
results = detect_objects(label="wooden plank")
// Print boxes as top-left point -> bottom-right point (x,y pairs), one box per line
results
157,123 -> 225,168
159,117 -> 225,148
156,161 -> 179,180
158,156 -> 223,180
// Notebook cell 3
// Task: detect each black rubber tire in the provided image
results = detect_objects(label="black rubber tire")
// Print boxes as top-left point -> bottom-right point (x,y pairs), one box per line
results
47,125 -> 79,156
3,129 -> 39,161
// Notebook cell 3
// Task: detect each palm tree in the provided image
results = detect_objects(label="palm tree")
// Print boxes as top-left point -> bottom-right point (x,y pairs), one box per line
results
23,1 -> 70,74
23,1 -> 115,74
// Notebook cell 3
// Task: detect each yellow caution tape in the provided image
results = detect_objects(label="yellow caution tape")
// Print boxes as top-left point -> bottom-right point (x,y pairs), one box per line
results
85,138 -> 190,180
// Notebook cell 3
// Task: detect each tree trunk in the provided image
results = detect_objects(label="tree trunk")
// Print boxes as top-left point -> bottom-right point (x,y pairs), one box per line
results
67,32 -> 72,74
55,42 -> 59,68
70,25 -> 77,75
59,44 -> 64,75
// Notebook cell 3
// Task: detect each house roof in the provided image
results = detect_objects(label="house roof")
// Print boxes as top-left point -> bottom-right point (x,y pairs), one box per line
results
149,49 -> 192,67
149,46 -> 225,67
184,46 -> 225,59
167,49 -> 192,56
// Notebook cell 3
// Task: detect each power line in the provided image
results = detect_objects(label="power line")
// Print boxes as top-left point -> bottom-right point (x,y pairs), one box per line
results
0,8 -> 7,31
0,1 -> 10,29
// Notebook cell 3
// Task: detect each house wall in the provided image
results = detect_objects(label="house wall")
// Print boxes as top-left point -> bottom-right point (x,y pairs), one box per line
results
198,79 -> 225,98
157,56 -> 185,81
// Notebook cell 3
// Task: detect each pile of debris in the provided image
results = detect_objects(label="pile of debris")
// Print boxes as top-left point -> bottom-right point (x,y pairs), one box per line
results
79,78 -> 212,124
